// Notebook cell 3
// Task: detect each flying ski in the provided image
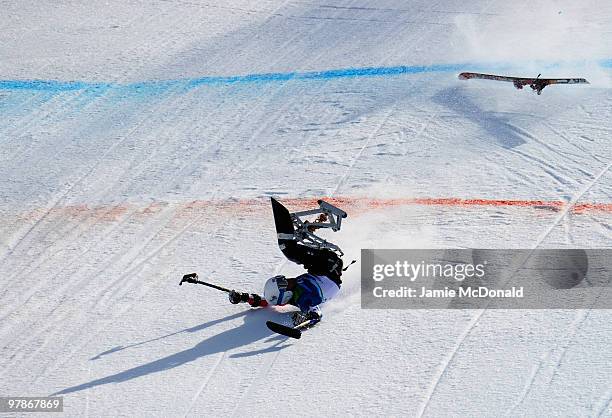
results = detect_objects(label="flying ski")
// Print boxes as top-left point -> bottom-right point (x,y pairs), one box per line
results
180,197 -> 350,339
458,72 -> 589,95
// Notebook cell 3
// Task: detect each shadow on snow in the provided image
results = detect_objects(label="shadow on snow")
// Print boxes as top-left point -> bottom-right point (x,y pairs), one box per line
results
433,86 -> 528,149
53,309 -> 291,395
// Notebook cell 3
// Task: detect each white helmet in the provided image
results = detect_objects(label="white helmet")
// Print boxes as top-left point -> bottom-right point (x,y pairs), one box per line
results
264,275 -> 293,305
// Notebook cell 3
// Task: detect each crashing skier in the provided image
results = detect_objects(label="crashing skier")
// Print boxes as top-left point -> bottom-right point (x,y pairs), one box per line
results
228,197 -> 348,329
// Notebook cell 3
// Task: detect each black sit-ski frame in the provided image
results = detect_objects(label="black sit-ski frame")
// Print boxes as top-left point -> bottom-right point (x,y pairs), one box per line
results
278,199 -> 348,256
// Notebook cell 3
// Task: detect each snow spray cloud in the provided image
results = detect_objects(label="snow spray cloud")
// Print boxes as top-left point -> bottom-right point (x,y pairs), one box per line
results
361,249 -> 611,309
322,203 -> 438,314
450,0 -> 612,85
452,0 -> 610,64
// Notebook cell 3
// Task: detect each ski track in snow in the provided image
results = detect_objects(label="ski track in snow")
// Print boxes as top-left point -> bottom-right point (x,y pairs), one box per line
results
183,351 -> 226,417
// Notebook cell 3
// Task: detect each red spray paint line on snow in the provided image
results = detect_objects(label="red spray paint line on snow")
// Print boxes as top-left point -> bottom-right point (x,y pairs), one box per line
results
270,197 -> 612,214
12,196 -> 612,224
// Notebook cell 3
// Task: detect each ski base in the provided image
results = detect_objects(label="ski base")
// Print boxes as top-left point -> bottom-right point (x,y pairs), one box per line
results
266,321 -> 304,339
266,318 -> 320,339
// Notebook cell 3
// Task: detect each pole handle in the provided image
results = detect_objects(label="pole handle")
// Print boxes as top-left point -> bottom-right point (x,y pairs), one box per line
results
179,273 -> 231,292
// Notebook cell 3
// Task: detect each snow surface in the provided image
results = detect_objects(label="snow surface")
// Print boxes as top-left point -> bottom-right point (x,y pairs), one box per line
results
0,0 -> 611,416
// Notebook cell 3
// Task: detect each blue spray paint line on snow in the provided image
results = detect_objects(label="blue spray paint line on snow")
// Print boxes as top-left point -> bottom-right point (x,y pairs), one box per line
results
0,63 -> 494,94
600,59 -> 612,68
0,79 -> 111,91
184,63 -> 468,87
0,59 -> 609,93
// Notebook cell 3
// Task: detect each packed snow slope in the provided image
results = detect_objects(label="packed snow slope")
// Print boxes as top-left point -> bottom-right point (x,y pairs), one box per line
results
1,0 -> 611,416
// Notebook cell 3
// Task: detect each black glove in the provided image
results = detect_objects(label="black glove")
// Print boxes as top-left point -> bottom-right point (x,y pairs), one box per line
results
228,290 -> 249,304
